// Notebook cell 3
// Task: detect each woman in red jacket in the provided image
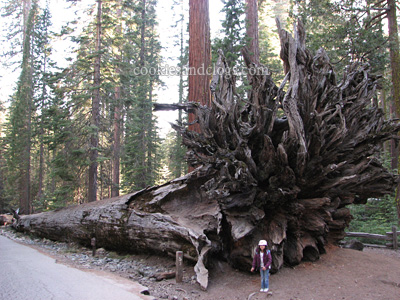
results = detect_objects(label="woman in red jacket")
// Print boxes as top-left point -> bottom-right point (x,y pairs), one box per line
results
251,240 -> 272,292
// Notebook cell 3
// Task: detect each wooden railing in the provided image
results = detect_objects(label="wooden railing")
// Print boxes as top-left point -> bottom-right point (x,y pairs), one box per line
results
345,226 -> 398,250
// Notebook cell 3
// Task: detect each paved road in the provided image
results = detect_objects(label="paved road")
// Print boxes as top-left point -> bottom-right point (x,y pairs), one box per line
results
0,235 -> 151,300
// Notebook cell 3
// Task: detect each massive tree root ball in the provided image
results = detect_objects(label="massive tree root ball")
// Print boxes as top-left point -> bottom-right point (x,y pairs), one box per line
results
15,20 -> 400,289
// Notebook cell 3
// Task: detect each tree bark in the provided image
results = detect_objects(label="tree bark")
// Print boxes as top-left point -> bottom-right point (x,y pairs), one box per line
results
245,0 -> 259,64
136,0 -> 148,189
188,0 -> 211,133
88,0 -> 102,202
22,0 -> 32,42
175,0 -> 186,178
387,0 -> 400,225
112,1 -> 122,198
15,20 -> 400,290
19,0 -> 35,214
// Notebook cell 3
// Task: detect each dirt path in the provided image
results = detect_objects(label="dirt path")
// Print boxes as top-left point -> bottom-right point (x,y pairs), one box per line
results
201,246 -> 400,300
121,244 -> 400,300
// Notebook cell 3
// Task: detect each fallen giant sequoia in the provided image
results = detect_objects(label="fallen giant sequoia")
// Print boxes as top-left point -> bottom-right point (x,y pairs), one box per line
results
15,21 -> 400,289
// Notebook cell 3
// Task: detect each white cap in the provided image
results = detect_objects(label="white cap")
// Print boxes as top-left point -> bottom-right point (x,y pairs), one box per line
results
258,240 -> 268,246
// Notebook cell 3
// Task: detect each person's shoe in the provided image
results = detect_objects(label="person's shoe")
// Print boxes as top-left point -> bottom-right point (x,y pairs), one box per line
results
263,288 -> 269,292
260,289 -> 263,292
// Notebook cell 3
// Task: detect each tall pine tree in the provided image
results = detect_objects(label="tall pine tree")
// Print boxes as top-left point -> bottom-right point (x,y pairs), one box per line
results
121,0 -> 162,192
2,0 -> 39,214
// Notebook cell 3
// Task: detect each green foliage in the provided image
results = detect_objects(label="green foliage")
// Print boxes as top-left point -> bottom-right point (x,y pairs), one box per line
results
0,0 -> 165,209
1,1 -> 40,213
289,0 -> 389,77
158,130 -> 187,182
159,0 -> 188,180
212,0 -> 249,98
258,0 -> 285,83
212,0 -> 245,68
348,195 -> 398,244
212,0 -> 287,94
120,0 -> 162,193
347,151 -> 399,242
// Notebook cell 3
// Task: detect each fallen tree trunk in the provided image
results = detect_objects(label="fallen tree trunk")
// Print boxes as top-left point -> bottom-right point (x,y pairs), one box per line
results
15,20 -> 400,289
15,171 -> 221,289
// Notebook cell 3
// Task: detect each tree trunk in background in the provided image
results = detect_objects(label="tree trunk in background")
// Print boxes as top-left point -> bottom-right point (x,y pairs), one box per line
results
176,0 -> 185,178
112,92 -> 121,197
387,0 -> 400,225
112,2 -> 122,198
188,0 -> 211,172
245,0 -> 259,64
22,0 -> 32,41
188,0 -> 211,133
36,7 -> 51,207
19,0 -> 34,214
390,100 -> 398,170
88,0 -> 102,202
36,82 -> 45,206
137,0 -> 148,189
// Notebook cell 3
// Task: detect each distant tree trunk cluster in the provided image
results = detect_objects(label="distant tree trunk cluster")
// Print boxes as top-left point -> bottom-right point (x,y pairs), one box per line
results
16,19 -> 400,290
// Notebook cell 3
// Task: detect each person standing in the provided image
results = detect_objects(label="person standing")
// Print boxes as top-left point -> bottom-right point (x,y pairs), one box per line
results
251,239 -> 272,292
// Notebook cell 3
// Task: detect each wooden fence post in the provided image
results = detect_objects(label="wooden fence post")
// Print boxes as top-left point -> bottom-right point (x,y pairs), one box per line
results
91,237 -> 96,256
392,226 -> 398,250
176,251 -> 183,283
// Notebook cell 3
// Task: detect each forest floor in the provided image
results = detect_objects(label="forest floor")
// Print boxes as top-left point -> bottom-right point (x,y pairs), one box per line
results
1,226 -> 400,300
